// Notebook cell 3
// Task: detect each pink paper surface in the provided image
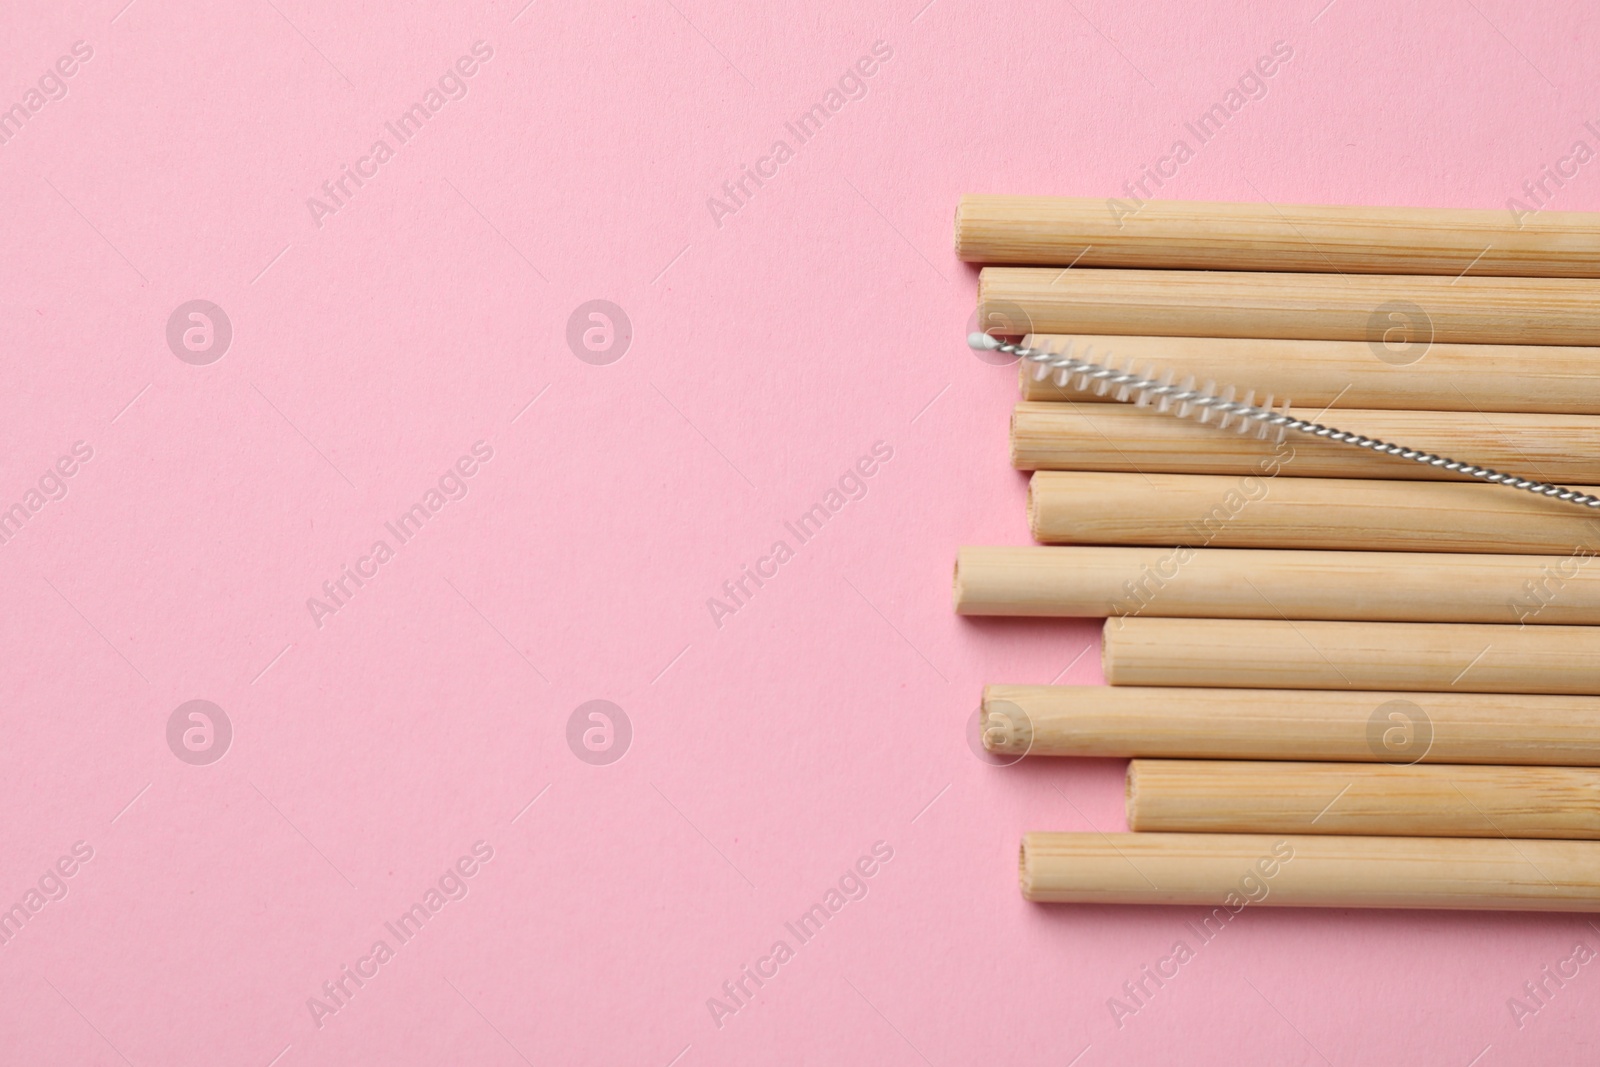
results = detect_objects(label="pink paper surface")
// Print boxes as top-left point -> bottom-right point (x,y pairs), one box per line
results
2,1 -> 1597,1063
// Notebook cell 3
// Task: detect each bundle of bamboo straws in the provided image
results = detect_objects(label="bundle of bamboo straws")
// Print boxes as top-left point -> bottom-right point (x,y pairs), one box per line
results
957,195 -> 1600,911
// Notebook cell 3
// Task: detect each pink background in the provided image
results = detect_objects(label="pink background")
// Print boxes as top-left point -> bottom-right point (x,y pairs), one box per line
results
2,0 -> 1598,1063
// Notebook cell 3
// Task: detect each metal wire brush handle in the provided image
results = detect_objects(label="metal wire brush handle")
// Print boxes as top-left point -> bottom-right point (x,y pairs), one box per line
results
969,333 -> 1600,511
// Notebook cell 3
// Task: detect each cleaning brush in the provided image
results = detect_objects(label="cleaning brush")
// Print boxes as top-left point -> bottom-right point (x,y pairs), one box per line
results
968,332 -> 1600,511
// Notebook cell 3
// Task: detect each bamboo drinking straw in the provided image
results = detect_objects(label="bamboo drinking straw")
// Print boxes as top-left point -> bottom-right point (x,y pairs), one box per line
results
1017,334 -> 1600,414
1028,471 -> 1600,554
1010,402 -> 1600,483
955,195 -> 1600,277
1019,832 -> 1600,910
1126,760 -> 1600,839
1101,619 -> 1600,693
981,684 -> 1600,764
979,267 -> 1600,345
953,545 -> 1600,624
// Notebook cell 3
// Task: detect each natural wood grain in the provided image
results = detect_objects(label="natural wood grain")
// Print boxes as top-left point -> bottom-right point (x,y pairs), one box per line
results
1017,333 -> 1600,413
953,545 -> 1600,624
1027,471 -> 1600,554
979,267 -> 1600,345
1126,759 -> 1600,838
1102,619 -> 1600,692
955,195 -> 1600,276
1019,832 -> 1600,910
982,684 -> 1600,764
1009,402 -> 1600,483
